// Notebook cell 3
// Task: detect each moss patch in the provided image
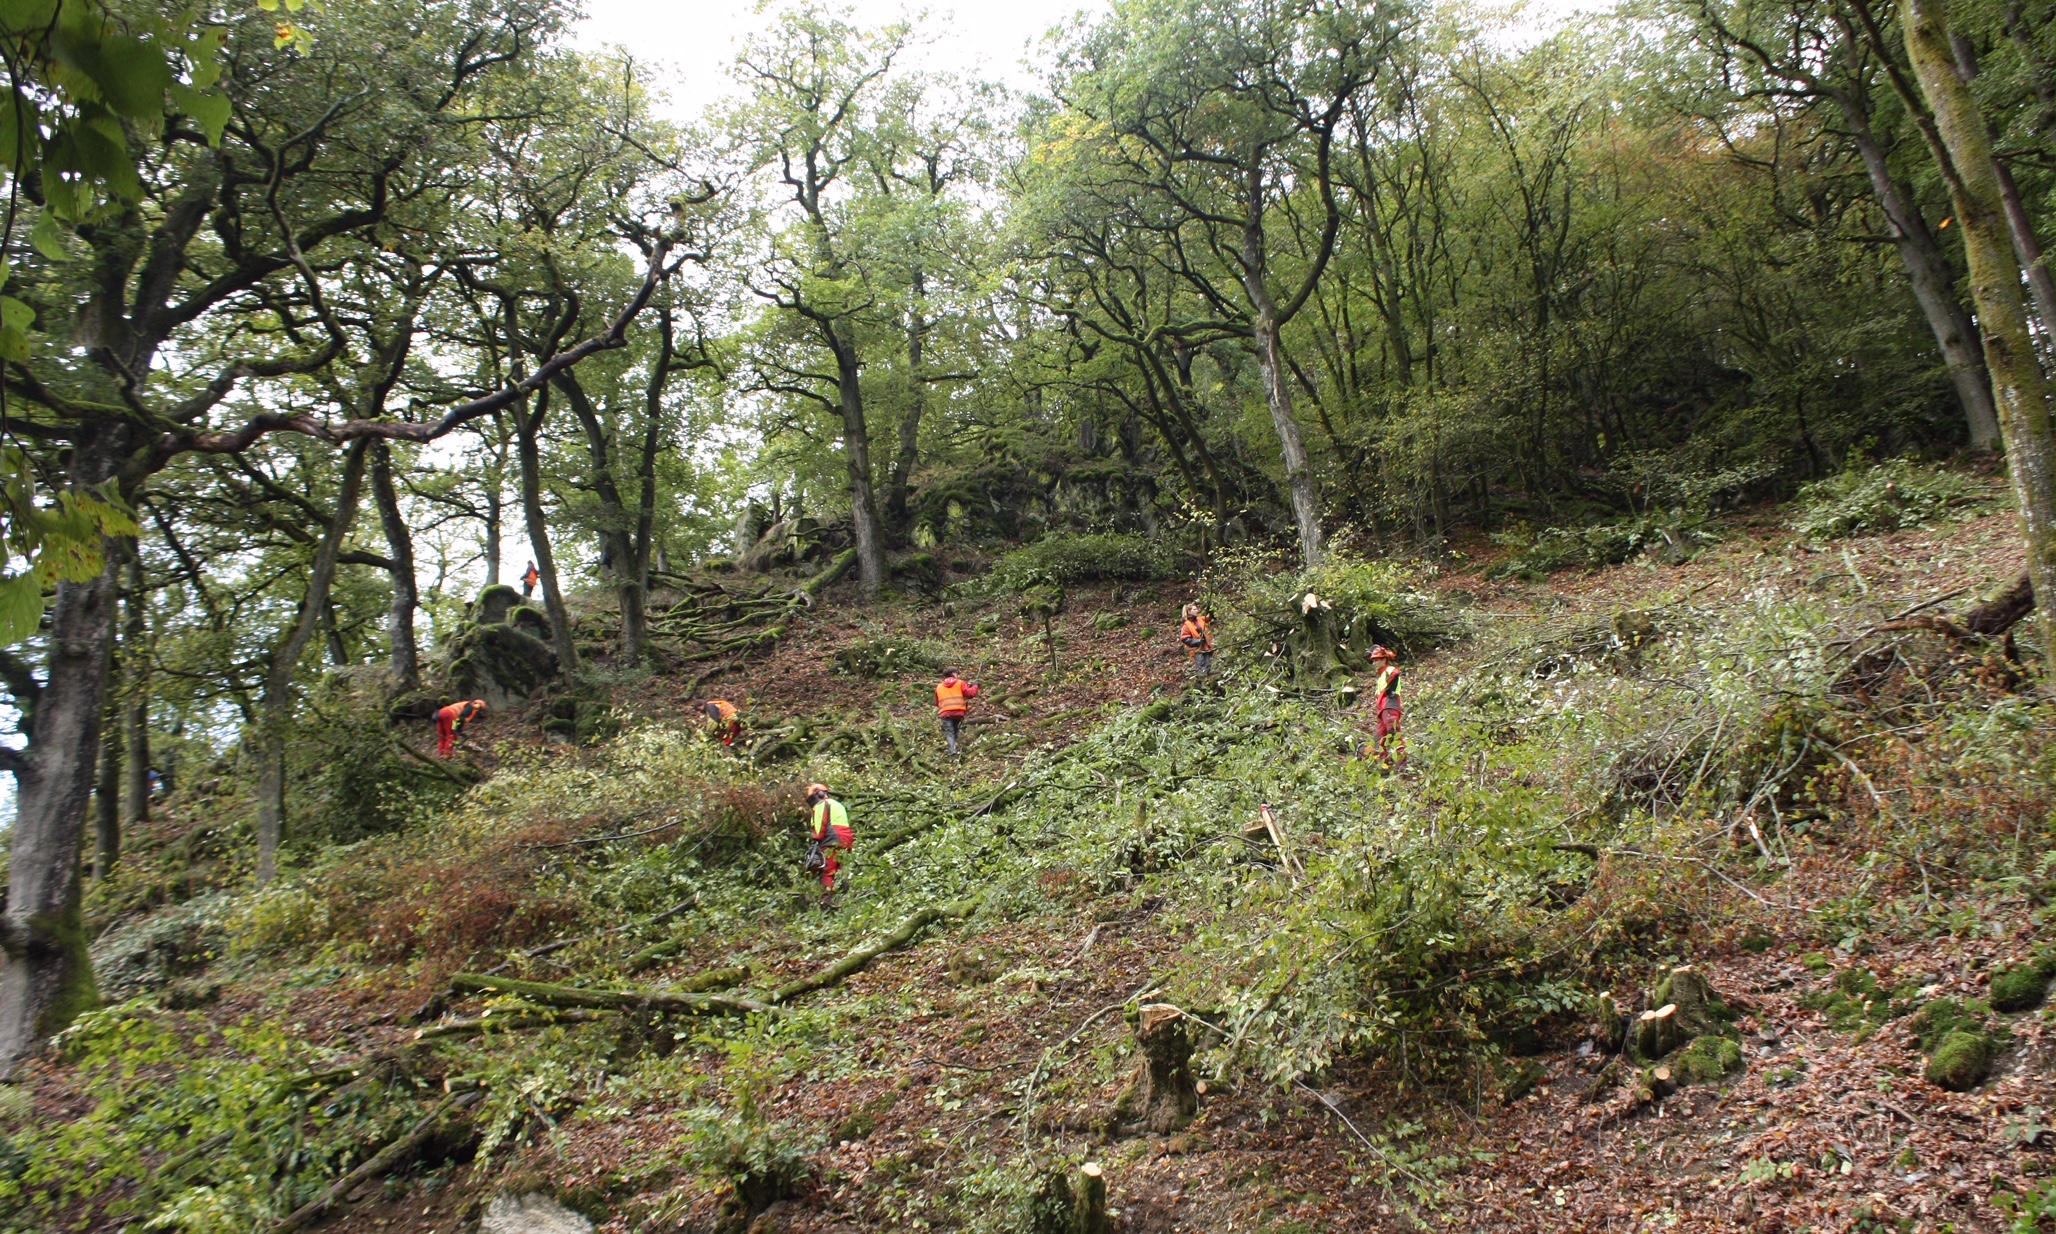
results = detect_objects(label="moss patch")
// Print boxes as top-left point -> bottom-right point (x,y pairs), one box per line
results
1988,956 -> 2053,1013
1925,1030 -> 1992,1092
1672,1034 -> 1745,1085
1801,967 -> 1918,1041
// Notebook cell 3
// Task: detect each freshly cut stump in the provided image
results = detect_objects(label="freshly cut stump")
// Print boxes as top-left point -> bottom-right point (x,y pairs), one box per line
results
1115,1003 -> 1199,1134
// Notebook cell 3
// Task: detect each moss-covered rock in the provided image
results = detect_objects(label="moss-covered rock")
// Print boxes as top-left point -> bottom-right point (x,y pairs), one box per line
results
1925,1030 -> 1992,1092
450,622 -> 558,709
1989,956 -> 2053,1013
1672,1034 -> 1744,1085
474,583 -> 522,625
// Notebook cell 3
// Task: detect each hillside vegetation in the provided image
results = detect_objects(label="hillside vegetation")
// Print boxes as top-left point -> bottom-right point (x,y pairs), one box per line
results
6,491 -> 2048,1234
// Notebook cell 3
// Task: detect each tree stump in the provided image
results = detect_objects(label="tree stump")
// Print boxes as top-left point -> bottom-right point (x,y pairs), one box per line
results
1595,991 -> 1626,1053
1633,1004 -> 1683,1061
1651,965 -> 1732,1038
1115,1003 -> 1199,1133
1073,1162 -> 1108,1234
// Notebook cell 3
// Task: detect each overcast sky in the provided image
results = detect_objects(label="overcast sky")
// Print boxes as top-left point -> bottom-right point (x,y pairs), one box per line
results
571,0 -> 1104,120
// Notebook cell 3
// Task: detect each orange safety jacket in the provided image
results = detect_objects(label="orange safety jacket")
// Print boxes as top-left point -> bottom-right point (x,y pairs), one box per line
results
935,676 -> 977,717
438,699 -> 486,729
1179,615 -> 1213,656
707,699 -> 738,723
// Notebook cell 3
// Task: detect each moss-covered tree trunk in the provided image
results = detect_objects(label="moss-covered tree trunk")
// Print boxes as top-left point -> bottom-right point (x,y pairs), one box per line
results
1900,0 -> 2056,683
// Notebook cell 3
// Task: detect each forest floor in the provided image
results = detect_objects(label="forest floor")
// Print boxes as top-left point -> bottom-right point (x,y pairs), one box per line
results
35,505 -> 2054,1234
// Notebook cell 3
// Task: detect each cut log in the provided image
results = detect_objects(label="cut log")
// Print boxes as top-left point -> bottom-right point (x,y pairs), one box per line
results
1634,1004 -> 1682,1061
1115,1003 -> 1199,1134
448,973 -> 769,1016
1964,572 -> 2034,635
763,900 -> 977,1005
270,1091 -> 480,1232
1646,1064 -> 1676,1100
1074,1162 -> 1108,1234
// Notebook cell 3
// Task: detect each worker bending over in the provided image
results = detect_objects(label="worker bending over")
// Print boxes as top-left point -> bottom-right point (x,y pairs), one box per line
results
1179,603 -> 1214,676
435,698 -> 487,758
804,782 -> 854,909
934,669 -> 979,756
1365,645 -> 1407,772
702,699 -> 742,747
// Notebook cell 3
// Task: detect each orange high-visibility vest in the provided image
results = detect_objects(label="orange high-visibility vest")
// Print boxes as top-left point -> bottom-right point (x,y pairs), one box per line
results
707,699 -> 738,723
438,699 -> 485,727
1179,616 -> 1213,655
935,678 -> 972,717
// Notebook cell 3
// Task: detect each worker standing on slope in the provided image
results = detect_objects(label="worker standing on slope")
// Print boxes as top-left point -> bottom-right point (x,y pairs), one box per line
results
1365,645 -> 1407,772
1179,602 -> 1215,677
435,698 -> 487,758
934,668 -> 979,756
702,698 -> 742,747
521,561 -> 540,598
804,782 -> 854,909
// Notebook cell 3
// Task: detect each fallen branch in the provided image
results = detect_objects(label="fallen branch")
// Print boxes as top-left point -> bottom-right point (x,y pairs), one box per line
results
270,1091 -> 481,1233
523,817 -> 684,849
764,900 -> 978,1005
481,898 -> 695,977
413,1010 -> 613,1040
450,973 -> 769,1016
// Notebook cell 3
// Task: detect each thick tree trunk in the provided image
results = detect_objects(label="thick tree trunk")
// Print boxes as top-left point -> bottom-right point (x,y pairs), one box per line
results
516,390 -> 579,675
831,325 -> 888,595
370,441 -> 420,693
121,552 -> 149,830
0,553 -> 117,1073
255,440 -> 369,887
1902,0 -> 2056,682
1840,102 -> 2002,448
1252,319 -> 1324,567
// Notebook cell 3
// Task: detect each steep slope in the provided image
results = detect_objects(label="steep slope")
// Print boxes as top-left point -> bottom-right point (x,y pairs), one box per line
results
11,504 -> 2051,1234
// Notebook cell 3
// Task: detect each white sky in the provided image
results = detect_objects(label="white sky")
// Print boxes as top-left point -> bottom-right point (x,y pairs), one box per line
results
571,0 -> 1104,120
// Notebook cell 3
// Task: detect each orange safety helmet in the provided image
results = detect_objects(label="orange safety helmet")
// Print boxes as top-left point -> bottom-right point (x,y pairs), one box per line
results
1369,645 -> 1397,661
804,782 -> 830,800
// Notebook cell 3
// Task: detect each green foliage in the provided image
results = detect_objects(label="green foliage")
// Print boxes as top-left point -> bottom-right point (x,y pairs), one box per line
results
0,1003 -> 417,1231
834,634 -> 951,679
974,532 -> 1181,595
292,676 -> 469,847
1787,460 -> 1992,541
0,446 -> 139,644
1799,967 -> 1918,1040
1485,516 -> 1716,581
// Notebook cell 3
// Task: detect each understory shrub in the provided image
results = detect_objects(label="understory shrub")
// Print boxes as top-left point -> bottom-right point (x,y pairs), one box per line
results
1787,459 -> 1990,541
973,531 -> 1180,594
1486,516 -> 1715,580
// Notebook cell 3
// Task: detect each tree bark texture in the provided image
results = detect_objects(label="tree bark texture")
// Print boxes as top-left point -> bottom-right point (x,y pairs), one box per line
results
121,550 -> 149,829
832,320 -> 889,595
1901,0 -> 2056,682
1118,1003 -> 1199,1133
255,440 -> 369,887
93,666 -> 121,881
370,441 -> 420,692
1945,32 -> 2056,354
886,269 -> 928,532
1839,102 -> 2002,449
0,546 -> 118,1072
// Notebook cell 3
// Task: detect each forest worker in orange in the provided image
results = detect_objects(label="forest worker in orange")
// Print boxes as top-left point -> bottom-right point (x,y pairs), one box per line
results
934,668 -> 979,756
702,698 -> 742,747
1178,602 -> 1214,676
435,698 -> 487,758
804,782 -> 854,909
1364,645 -> 1407,772
520,560 -> 540,598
